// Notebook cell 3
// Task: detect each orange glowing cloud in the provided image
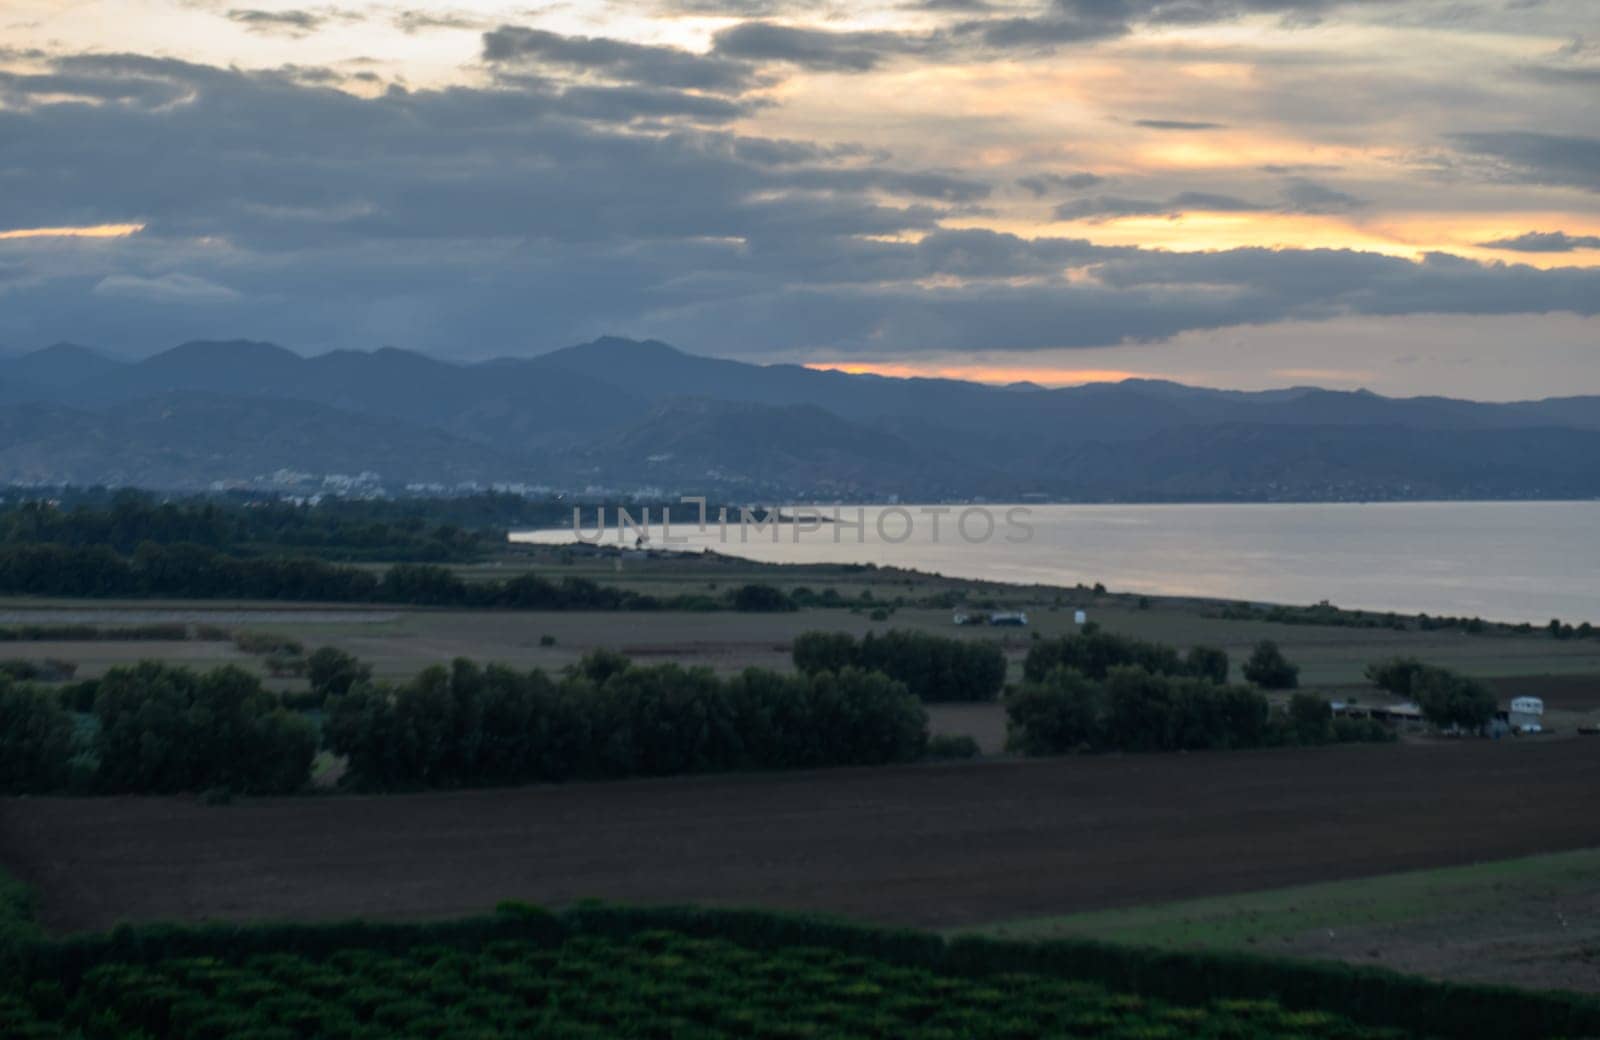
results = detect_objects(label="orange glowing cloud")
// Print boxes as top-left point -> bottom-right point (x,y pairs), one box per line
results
0,224 -> 144,241
806,361 -> 1145,386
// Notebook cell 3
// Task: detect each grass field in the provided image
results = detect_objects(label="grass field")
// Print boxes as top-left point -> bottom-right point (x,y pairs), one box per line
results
963,849 -> 1600,992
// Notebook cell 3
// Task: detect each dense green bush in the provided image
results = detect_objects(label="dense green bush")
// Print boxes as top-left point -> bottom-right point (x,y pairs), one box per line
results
926,734 -> 981,760
1288,691 -> 1333,745
792,629 -> 1006,702
0,675 -> 76,794
0,867 -> 42,951
730,583 -> 796,612
329,654 -> 928,790
92,663 -> 317,795
233,630 -> 304,656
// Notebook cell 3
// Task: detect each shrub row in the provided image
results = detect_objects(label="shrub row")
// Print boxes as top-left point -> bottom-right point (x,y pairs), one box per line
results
0,658 -> 76,682
327,655 -> 929,789
792,629 -> 1006,702
0,623 -> 224,642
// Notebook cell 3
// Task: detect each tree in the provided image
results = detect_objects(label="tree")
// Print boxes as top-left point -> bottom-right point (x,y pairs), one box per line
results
1185,645 -> 1229,685
1413,668 -> 1497,731
1365,656 -> 1426,697
1242,640 -> 1299,689
792,631 -> 859,675
92,662 -> 315,795
1024,631 -> 1184,683
1287,692 -> 1332,745
730,584 -> 795,612
1005,667 -> 1103,755
307,646 -> 372,700
0,675 -> 75,794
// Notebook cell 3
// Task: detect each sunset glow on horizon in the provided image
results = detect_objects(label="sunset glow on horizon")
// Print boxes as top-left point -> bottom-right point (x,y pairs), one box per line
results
805,361 -> 1149,388
0,224 -> 144,241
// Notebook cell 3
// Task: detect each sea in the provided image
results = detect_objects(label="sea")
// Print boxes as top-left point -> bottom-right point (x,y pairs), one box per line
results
512,500 -> 1600,625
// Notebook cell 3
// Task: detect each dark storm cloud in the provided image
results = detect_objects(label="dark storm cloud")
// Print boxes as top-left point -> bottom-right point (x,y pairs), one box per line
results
394,10 -> 487,34
1514,61 -> 1600,85
1134,118 -> 1227,130
710,22 -> 943,71
1280,177 -> 1366,212
1018,172 -> 1105,195
1450,131 -> 1600,192
482,26 -> 759,94
1054,191 -> 1263,220
959,0 -> 1403,50
225,9 -> 330,36
0,51 -> 1595,359
1478,231 -> 1600,252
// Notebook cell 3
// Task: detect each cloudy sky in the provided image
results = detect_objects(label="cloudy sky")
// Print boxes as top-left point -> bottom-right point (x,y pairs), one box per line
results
1,0 -> 1596,398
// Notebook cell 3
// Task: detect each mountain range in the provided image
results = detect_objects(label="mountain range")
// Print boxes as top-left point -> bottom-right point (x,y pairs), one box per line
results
2,337 -> 1598,500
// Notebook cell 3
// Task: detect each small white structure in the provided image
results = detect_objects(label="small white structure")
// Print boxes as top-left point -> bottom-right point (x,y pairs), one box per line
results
1509,696 -> 1545,733
1073,610 -> 1088,625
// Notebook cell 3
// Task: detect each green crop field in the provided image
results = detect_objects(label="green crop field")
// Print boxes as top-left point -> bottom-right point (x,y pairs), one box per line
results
0,929 -> 1413,1040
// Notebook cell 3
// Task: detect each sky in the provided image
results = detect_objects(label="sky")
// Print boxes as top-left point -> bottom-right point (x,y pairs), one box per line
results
0,0 -> 1596,398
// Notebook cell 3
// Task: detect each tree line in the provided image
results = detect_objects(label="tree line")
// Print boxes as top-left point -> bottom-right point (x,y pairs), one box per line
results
1007,665 -> 1390,756
0,543 -> 796,613
1008,631 -> 1389,755
1022,629 -> 1302,690
1365,657 -> 1498,730
792,630 -> 1006,702
327,654 -> 927,790
0,663 -> 315,796
1,650 -> 930,796
0,493 -> 514,562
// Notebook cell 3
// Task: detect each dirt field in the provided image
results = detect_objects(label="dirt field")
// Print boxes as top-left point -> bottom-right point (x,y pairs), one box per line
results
8,597 -> 1599,692
5,740 -> 1597,937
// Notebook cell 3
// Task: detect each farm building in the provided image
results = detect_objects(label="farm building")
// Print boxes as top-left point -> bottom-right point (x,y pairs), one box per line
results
1338,702 -> 1424,729
1508,696 -> 1545,733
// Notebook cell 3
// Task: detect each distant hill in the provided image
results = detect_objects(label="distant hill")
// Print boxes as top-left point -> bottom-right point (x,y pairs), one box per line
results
0,337 -> 1596,499
0,394 -> 530,488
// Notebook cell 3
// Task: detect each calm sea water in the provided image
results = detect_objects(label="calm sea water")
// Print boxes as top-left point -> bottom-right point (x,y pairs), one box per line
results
513,501 -> 1600,624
